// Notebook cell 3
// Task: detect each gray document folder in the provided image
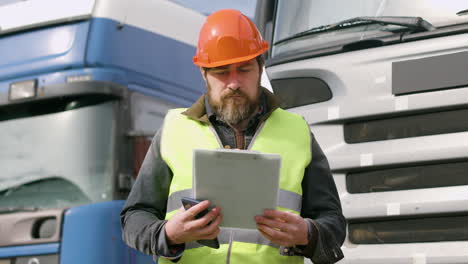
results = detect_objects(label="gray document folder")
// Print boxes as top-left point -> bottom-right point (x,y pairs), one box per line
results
193,148 -> 281,229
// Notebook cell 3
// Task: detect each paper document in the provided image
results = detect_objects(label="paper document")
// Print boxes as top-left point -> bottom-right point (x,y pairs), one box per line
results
193,148 -> 281,229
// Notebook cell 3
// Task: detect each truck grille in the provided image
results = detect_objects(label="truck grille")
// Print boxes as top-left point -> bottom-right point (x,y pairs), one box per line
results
344,108 -> 468,143
346,161 -> 468,193
349,215 -> 468,244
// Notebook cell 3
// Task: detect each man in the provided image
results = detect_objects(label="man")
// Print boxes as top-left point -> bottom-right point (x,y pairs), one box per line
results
121,9 -> 346,264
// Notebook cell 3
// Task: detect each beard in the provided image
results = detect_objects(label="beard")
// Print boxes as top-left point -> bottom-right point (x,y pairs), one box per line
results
207,84 -> 260,126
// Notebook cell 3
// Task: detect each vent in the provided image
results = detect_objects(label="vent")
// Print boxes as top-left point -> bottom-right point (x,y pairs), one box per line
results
270,77 -> 332,109
344,108 -> 468,143
347,161 -> 468,193
349,215 -> 468,244
393,51 -> 468,95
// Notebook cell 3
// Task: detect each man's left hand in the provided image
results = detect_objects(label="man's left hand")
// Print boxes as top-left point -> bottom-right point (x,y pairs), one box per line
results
255,210 -> 309,247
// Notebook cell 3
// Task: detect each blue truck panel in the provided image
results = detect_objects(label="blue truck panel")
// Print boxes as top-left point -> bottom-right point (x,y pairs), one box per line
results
0,21 -> 89,82
0,17 -> 204,106
60,201 -> 153,264
86,17 -> 205,106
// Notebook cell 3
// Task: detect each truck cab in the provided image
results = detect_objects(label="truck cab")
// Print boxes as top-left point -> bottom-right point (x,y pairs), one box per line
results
0,0 -> 205,263
256,1 -> 468,263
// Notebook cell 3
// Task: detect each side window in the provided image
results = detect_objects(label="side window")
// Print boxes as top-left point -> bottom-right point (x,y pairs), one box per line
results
129,92 -> 179,177
130,92 -> 178,134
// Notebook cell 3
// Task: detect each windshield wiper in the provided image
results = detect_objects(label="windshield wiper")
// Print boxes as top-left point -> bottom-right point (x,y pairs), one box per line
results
456,9 -> 468,16
0,206 -> 38,214
276,16 -> 436,45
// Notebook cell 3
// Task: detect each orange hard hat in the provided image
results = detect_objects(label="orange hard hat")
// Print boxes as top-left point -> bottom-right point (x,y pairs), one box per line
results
193,9 -> 269,68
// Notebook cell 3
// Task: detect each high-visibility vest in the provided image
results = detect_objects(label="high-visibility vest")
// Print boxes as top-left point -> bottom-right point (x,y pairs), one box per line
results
159,108 -> 311,263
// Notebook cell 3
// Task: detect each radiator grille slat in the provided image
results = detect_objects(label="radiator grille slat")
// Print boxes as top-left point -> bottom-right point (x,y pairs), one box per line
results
347,161 -> 468,193
349,215 -> 468,244
344,108 -> 468,143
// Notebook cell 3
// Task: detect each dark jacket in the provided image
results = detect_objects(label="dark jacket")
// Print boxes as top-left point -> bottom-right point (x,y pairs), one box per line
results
120,88 -> 346,263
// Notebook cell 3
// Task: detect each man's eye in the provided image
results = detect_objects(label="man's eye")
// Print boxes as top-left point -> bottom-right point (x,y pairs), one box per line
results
214,71 -> 228,75
239,68 -> 252,73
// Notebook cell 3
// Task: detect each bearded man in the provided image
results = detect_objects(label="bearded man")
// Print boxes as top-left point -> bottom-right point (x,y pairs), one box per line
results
121,9 -> 346,264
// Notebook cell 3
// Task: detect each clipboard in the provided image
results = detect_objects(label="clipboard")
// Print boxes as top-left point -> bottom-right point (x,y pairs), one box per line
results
193,148 -> 281,229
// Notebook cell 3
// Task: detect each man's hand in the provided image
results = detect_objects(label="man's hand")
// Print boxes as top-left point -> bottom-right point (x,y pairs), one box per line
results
165,200 -> 222,245
255,209 -> 309,247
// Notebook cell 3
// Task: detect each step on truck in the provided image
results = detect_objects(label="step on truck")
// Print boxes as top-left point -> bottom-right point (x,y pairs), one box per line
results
0,0 -> 205,263
255,1 -> 468,263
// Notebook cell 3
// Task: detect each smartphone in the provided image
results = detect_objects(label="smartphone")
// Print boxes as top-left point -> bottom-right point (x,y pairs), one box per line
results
181,197 -> 220,249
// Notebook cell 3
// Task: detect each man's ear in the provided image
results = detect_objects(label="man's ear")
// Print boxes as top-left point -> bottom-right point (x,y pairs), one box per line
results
256,59 -> 263,77
200,67 -> 207,82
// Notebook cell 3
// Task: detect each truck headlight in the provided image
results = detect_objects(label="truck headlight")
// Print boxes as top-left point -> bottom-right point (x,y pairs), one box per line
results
9,80 -> 37,101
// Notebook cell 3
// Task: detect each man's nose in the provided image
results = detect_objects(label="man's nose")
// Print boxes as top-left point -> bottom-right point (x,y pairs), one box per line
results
226,70 -> 240,90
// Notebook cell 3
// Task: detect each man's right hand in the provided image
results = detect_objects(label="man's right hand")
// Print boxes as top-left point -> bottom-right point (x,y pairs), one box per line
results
165,200 -> 222,245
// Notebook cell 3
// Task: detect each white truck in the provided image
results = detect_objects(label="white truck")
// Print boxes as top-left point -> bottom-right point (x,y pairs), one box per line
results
255,1 -> 468,263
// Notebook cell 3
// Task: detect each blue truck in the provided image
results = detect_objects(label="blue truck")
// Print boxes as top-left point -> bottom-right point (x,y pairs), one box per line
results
0,0 -> 206,263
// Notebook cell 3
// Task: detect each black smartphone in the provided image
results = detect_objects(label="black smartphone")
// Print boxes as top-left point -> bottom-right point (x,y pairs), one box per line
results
181,197 -> 220,249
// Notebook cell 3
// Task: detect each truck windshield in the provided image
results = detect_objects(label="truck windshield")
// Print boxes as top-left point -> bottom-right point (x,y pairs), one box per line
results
272,0 -> 468,57
0,99 -> 117,209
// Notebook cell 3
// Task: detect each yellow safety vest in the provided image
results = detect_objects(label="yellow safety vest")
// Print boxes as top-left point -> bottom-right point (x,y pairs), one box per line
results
159,108 -> 311,263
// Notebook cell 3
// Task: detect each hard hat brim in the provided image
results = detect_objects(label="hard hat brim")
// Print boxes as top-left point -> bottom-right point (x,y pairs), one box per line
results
193,43 -> 268,68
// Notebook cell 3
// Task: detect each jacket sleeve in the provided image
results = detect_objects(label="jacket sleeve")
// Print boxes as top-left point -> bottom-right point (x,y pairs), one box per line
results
120,129 -> 184,262
297,132 -> 347,263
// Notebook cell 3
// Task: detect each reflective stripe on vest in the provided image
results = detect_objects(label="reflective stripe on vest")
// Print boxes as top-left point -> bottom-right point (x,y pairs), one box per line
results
159,108 -> 311,264
166,188 -> 302,215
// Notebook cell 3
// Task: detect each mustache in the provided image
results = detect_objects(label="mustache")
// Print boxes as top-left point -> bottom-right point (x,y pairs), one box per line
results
221,90 -> 247,100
